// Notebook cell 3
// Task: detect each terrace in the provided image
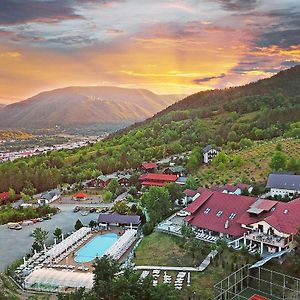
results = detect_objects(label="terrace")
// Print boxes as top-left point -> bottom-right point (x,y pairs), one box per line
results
245,231 -> 288,249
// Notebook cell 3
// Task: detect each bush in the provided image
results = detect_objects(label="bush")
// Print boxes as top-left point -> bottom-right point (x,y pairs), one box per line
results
142,222 -> 154,236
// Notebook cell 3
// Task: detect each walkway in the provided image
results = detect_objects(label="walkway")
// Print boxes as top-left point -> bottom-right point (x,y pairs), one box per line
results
134,250 -> 218,273
134,266 -> 199,272
198,250 -> 218,271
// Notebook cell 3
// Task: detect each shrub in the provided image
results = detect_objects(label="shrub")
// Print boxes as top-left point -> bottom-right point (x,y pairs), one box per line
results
142,222 -> 154,236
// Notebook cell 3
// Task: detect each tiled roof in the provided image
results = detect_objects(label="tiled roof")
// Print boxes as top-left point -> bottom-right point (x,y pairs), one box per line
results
73,192 -> 88,198
184,189 -> 198,197
0,192 -> 9,201
141,181 -> 166,187
142,162 -> 158,170
266,173 -> 300,190
184,190 -> 257,237
138,173 -> 178,182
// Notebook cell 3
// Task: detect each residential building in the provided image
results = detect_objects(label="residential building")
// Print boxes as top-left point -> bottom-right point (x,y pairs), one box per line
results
266,173 -> 300,198
97,213 -> 141,227
164,166 -> 186,176
141,162 -> 158,173
202,145 -> 220,164
37,189 -> 61,205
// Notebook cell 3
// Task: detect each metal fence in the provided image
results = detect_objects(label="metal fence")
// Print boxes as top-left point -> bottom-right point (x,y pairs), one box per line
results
214,264 -> 300,300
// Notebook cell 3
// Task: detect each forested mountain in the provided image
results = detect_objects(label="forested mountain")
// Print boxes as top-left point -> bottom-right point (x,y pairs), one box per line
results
0,66 -> 299,194
0,87 -> 184,129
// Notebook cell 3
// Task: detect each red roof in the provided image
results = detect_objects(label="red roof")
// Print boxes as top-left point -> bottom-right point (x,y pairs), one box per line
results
184,189 -> 198,197
73,192 -> 88,198
139,173 -> 177,182
185,190 -> 213,214
257,199 -> 277,211
142,162 -> 157,170
263,198 -> 300,234
236,183 -> 251,190
141,181 -> 166,187
184,191 -> 257,237
0,192 -> 9,201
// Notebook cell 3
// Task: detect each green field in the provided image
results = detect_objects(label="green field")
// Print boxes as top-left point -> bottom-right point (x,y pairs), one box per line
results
134,232 -> 255,299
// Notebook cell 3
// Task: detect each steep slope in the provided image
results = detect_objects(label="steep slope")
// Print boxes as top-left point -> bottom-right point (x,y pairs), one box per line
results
0,87 -> 183,128
154,65 -> 300,117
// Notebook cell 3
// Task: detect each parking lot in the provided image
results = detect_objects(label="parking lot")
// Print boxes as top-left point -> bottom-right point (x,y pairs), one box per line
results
0,203 -> 111,271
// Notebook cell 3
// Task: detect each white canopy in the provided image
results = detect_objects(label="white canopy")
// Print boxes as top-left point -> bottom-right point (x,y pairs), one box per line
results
24,268 -> 94,289
46,227 -> 91,258
104,229 -> 137,260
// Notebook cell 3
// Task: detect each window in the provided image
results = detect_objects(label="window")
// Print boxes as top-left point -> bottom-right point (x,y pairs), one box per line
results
216,210 -> 223,217
204,208 -> 211,214
229,213 -> 236,220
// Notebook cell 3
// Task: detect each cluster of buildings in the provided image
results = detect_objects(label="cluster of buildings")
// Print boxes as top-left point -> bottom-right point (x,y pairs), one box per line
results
0,138 -> 100,163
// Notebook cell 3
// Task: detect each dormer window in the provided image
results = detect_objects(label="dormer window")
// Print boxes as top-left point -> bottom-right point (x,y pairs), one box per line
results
283,209 -> 288,214
204,208 -> 211,214
229,213 -> 236,220
216,210 -> 223,217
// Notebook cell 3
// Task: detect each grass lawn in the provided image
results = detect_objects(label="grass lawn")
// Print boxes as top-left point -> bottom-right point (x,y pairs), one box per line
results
134,232 -> 256,299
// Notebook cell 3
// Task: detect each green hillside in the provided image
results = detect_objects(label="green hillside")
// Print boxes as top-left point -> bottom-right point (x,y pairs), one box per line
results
0,66 -> 299,193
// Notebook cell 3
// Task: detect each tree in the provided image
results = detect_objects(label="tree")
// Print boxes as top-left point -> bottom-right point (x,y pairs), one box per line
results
103,190 -> 113,203
112,200 -> 129,215
20,192 -> 31,202
286,157 -> 300,172
269,151 -> 287,171
108,179 -> 122,196
213,152 -> 229,168
74,219 -> 83,231
165,182 -> 184,204
8,188 -> 16,201
32,227 -> 48,251
232,155 -> 242,168
185,176 -> 198,190
186,147 -> 200,173
53,227 -> 62,241
89,220 -> 98,229
141,187 -> 172,224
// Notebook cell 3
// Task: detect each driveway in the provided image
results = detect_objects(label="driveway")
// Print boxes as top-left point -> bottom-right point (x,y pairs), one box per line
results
0,203 -> 111,271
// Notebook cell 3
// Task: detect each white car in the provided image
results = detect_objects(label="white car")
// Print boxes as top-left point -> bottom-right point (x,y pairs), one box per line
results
177,211 -> 189,217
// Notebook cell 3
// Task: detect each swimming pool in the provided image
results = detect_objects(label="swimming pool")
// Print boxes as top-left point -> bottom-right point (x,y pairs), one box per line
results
74,233 -> 118,263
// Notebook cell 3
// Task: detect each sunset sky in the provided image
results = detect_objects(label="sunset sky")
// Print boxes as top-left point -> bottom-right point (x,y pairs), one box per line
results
0,0 -> 300,103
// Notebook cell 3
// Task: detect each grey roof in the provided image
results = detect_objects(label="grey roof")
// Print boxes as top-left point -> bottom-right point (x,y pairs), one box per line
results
202,144 -> 212,154
40,189 -> 60,200
97,213 -> 141,225
266,174 -> 300,190
176,176 -> 187,183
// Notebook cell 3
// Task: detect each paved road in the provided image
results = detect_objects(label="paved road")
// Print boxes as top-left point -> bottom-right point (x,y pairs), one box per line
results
0,204 -> 111,271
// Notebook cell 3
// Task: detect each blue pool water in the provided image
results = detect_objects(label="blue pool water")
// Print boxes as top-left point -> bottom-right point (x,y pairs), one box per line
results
74,233 -> 118,263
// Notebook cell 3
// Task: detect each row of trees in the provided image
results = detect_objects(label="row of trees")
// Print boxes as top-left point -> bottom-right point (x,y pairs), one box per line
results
58,256 -> 178,300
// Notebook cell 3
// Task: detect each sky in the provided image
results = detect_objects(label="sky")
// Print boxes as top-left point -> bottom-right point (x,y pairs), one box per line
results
0,0 -> 300,103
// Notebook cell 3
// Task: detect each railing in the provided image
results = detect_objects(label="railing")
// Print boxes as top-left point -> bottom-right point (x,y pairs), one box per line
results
246,232 -> 287,247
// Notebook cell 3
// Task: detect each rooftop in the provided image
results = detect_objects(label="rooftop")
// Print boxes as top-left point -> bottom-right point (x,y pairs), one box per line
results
266,173 -> 300,190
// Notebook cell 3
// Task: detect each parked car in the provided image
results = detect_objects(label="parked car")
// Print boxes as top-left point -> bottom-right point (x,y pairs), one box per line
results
81,211 -> 89,216
176,210 -> 189,217
22,220 -> 34,226
7,223 -> 22,230
73,206 -> 80,213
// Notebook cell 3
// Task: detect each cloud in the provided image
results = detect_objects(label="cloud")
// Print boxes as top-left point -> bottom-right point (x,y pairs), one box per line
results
106,28 -> 126,35
214,0 -> 259,11
0,0 -> 83,25
193,73 -> 225,84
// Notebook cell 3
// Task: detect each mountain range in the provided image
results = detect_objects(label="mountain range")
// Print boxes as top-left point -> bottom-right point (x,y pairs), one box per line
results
0,87 -> 185,129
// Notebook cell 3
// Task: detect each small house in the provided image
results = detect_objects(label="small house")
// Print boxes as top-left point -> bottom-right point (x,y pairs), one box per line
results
202,145 -> 220,164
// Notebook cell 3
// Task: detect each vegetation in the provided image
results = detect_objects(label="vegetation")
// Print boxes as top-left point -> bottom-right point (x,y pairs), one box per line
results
0,205 -> 57,225
134,232 -> 255,299
32,228 -> 48,252
58,256 -> 178,300
0,67 -> 299,195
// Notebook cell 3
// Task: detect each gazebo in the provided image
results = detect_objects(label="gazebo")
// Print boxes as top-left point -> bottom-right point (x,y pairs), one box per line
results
73,192 -> 88,201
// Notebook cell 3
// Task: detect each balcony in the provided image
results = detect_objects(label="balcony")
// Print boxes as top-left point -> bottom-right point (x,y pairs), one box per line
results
246,231 -> 288,248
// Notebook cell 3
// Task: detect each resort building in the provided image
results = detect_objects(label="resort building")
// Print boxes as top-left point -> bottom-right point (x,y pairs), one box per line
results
202,144 -> 220,164
266,173 -> 300,198
85,173 -> 130,188
164,166 -> 186,177
211,183 -> 253,195
139,173 -> 178,187
98,213 -> 141,228
183,189 -> 300,255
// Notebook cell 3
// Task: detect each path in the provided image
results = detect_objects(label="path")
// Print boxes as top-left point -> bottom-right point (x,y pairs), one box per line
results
198,250 -> 218,271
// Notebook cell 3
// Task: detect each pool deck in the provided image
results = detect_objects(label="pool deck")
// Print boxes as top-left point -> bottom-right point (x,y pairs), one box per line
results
51,228 -> 126,271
